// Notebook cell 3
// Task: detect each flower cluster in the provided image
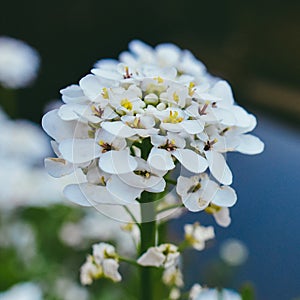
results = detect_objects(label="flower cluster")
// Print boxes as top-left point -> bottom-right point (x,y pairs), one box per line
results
42,40 -> 264,226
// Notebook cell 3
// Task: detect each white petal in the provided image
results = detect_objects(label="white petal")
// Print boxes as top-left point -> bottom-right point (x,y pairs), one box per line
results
211,80 -> 234,105
205,151 -> 232,185
146,178 -> 166,193
212,186 -> 237,207
99,150 -> 138,174
236,134 -> 264,155
79,183 -> 125,205
102,121 -> 136,138
173,149 -> 208,173
232,106 -> 252,128
102,259 -> 122,282
176,176 -> 192,197
60,84 -> 88,104
59,138 -> 101,164
106,175 -> 142,203
137,247 -> 165,267
180,120 -> 204,134
182,192 -> 209,212
214,207 -> 231,227
63,184 -> 93,206
42,110 -> 76,142
58,104 -> 88,121
44,157 -> 75,177
148,148 -> 175,171
79,74 -> 103,100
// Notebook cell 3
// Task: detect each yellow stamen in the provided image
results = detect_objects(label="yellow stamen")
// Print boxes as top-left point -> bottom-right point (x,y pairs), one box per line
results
101,88 -> 109,99
163,110 -> 183,124
188,82 -> 195,96
173,92 -> 179,102
205,204 -> 222,214
154,76 -> 164,83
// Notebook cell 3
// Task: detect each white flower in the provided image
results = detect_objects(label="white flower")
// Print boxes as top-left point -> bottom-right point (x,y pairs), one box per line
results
184,222 -> 215,251
148,132 -> 208,173
169,288 -> 181,300
205,205 -> 232,227
162,265 -> 184,287
220,239 -> 248,266
176,174 -> 237,212
189,284 -> 203,300
194,288 -> 242,300
0,282 -> 42,300
0,36 -> 40,89
80,242 -> 122,285
55,278 -> 89,300
137,243 -> 179,268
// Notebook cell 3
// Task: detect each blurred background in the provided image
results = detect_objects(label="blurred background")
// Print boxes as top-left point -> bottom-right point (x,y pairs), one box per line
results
0,0 -> 299,299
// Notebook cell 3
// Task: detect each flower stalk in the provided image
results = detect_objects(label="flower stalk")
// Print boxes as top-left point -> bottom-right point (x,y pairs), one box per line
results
139,191 -> 156,300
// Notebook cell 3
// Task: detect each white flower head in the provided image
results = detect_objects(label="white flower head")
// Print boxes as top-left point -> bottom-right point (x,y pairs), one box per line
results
0,36 -> 40,89
41,40 -> 264,225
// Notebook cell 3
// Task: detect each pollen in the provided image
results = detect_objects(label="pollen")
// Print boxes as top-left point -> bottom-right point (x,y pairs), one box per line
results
121,98 -> 133,110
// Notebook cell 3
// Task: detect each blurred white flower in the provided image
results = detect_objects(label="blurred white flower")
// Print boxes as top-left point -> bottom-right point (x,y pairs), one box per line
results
219,239 -> 248,266
80,242 -> 121,285
0,282 -> 42,300
0,36 -> 40,89
60,211 -> 138,255
0,107 -> 74,210
189,284 -> 203,300
194,288 -> 241,300
184,222 -> 215,251
55,278 -> 89,300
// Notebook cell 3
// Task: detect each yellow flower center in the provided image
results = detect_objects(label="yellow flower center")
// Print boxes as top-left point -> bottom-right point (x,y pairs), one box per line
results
154,76 -> 164,83
121,98 -> 133,110
173,92 -> 179,102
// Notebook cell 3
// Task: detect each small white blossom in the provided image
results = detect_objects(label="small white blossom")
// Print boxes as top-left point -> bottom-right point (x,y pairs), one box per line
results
137,243 -> 179,268
176,174 -> 237,212
0,37 -> 40,89
80,242 -> 121,285
162,265 -> 184,287
184,222 -> 215,251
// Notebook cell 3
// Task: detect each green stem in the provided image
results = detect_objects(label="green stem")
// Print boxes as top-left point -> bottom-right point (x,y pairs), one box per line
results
139,191 -> 156,300
165,178 -> 177,185
119,256 -> 140,267
124,206 -> 141,229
